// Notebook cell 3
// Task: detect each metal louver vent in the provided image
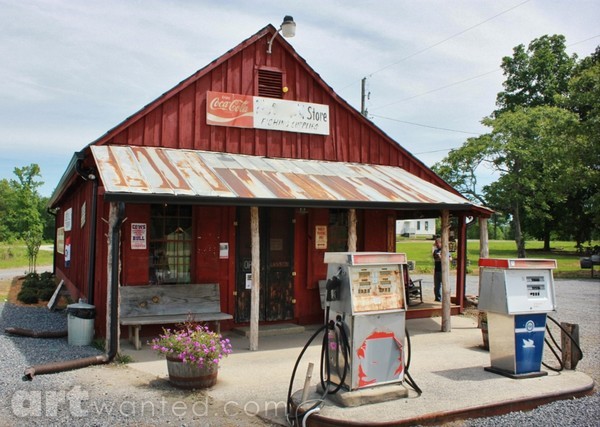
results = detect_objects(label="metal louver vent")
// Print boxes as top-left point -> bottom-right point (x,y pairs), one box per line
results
258,69 -> 283,98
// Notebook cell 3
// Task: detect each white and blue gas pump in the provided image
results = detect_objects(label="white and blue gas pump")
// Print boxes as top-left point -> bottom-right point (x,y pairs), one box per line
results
478,258 -> 557,379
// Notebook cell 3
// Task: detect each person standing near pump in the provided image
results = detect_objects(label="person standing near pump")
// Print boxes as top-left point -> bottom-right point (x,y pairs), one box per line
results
432,238 -> 442,302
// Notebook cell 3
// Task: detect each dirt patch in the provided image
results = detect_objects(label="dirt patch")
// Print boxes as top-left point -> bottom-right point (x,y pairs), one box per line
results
4,276 -> 69,308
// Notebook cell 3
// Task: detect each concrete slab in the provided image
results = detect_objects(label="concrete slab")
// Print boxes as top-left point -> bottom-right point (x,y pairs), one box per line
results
121,315 -> 594,426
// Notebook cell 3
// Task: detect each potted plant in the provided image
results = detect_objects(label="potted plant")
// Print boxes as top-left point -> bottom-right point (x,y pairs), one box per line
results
150,321 -> 233,389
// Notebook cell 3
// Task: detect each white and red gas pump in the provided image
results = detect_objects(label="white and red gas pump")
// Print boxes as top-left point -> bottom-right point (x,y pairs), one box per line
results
323,252 -> 408,391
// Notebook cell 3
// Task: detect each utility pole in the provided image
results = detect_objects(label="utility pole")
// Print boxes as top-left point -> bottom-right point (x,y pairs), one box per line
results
361,77 -> 368,117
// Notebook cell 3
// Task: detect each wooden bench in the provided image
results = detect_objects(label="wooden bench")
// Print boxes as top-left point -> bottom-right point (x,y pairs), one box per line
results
120,283 -> 232,350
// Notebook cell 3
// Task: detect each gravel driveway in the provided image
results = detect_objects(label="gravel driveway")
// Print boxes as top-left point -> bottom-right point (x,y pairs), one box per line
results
0,277 -> 598,426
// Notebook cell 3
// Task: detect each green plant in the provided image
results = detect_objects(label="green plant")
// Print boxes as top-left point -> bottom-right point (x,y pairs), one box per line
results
115,353 -> 134,364
17,272 -> 57,304
150,321 -> 233,369
17,287 -> 39,304
91,338 -> 106,352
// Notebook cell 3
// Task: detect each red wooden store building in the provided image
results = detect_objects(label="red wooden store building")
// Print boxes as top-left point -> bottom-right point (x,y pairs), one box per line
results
48,23 -> 490,341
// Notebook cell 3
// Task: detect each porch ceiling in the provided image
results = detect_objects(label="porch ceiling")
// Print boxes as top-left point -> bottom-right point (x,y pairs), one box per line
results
90,145 -> 485,212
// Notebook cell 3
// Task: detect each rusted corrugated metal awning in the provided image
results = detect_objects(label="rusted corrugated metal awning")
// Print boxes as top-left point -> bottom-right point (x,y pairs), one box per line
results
90,145 -> 481,211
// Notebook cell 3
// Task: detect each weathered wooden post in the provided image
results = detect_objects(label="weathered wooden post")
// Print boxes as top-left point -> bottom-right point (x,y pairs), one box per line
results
441,210 -> 451,332
348,209 -> 357,252
561,322 -> 581,370
249,206 -> 260,351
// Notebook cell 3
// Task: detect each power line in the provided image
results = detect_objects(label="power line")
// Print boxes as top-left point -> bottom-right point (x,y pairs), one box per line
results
413,148 -> 455,155
371,114 -> 480,135
337,0 -> 531,92
370,68 -> 501,111
369,33 -> 600,111
568,34 -> 600,47
367,0 -> 532,78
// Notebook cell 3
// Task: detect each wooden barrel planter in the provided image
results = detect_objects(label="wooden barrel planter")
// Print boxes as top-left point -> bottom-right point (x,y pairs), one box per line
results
166,356 -> 218,389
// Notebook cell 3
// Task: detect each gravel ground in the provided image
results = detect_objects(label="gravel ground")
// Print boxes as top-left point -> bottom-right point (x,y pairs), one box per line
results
0,277 -> 598,426
452,277 -> 600,427
0,304 -> 269,426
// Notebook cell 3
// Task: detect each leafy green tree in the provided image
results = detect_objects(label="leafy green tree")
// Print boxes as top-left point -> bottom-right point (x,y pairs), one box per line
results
434,35 -> 593,256
483,106 -> 580,255
495,35 -> 577,115
12,165 -> 45,272
0,164 -> 51,271
432,135 -> 491,205
557,46 -> 600,247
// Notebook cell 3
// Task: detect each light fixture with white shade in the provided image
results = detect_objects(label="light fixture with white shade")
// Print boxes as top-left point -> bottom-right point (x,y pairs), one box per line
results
267,15 -> 296,54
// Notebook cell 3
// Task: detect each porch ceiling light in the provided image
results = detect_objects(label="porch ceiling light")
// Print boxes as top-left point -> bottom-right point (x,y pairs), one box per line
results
267,15 -> 296,54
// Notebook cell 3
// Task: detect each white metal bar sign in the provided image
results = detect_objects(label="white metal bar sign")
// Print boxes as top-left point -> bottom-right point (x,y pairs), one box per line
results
253,96 -> 330,135
207,91 -> 330,136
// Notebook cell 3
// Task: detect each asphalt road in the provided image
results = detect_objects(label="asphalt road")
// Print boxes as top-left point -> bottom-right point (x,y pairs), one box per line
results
0,265 -> 53,281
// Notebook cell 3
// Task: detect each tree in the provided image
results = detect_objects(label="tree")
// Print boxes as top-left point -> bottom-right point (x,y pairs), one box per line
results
495,35 -> 577,115
432,135 -> 491,205
14,165 -> 45,272
557,46 -> 600,247
482,107 -> 580,255
434,35 -> 592,256
0,164 -> 47,271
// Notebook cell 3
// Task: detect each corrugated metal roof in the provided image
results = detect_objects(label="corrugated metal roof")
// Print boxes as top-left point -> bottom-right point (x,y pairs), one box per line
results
90,145 -> 479,210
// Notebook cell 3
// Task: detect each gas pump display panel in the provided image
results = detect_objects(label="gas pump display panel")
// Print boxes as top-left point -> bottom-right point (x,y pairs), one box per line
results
324,252 -> 407,315
479,263 -> 556,314
349,265 -> 405,313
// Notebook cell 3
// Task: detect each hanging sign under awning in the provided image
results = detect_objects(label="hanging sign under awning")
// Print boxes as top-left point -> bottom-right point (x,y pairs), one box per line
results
206,91 -> 330,136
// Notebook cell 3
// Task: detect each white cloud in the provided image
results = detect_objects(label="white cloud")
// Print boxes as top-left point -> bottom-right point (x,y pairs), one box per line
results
1,0 -> 599,196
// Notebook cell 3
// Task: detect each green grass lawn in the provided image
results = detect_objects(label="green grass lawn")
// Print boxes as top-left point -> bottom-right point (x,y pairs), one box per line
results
397,239 -> 598,278
0,242 -> 54,270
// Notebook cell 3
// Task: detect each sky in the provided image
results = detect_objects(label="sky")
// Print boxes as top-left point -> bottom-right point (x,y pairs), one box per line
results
1,0 -> 599,198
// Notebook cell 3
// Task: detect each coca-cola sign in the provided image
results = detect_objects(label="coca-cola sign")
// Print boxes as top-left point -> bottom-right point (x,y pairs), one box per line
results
206,91 -> 330,136
207,91 -> 254,128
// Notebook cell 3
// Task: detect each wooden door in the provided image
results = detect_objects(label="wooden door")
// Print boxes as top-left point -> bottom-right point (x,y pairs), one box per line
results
235,207 -> 294,322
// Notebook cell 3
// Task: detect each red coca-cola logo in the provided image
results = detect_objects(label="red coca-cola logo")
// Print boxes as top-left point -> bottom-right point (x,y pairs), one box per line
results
207,91 -> 254,127
209,95 -> 250,114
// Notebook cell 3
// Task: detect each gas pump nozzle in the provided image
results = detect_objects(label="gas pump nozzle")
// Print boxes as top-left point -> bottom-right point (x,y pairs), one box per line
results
325,275 -> 341,302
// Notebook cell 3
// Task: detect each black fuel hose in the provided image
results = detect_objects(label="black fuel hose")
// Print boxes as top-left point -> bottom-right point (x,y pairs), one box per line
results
542,314 -> 584,372
403,327 -> 422,395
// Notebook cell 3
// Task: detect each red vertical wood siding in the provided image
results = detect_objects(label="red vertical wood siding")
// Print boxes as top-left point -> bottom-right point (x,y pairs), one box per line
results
121,204 -> 150,286
96,29 -> 446,190
52,28 -> 474,336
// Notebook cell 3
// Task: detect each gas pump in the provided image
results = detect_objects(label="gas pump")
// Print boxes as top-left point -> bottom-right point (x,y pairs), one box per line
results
478,258 -> 557,378
324,252 -> 407,391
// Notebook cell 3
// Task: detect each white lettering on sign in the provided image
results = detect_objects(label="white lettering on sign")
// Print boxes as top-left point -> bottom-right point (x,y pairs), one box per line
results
131,223 -> 147,250
206,91 -> 330,136
254,97 -> 330,135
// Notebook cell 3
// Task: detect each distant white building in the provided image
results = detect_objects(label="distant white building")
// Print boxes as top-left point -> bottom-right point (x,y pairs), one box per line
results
397,219 -> 436,238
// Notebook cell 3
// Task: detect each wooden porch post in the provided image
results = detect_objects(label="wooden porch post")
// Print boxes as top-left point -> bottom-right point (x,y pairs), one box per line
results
479,217 -> 489,258
106,202 -> 121,352
348,209 -> 357,252
441,210 -> 451,332
249,206 -> 260,351
478,217 -> 489,299
455,214 -> 467,310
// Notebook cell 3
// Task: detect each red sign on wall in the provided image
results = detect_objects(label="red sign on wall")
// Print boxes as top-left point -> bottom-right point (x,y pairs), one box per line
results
206,91 -> 254,128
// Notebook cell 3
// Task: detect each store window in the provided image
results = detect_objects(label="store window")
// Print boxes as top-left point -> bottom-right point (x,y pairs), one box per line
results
149,204 -> 192,284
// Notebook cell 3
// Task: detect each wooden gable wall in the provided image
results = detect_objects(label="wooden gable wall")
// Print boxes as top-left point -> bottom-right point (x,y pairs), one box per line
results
92,26 -> 446,187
